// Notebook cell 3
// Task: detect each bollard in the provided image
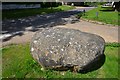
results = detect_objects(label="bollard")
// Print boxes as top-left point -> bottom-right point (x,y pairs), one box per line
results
83,9 -> 85,16
96,12 -> 98,18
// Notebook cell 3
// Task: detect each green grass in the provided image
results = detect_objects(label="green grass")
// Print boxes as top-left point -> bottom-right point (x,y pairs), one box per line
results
2,5 -> 75,20
2,43 -> 119,78
80,5 -> 119,26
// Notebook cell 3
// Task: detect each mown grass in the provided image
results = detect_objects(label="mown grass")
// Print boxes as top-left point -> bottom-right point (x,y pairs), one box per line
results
2,5 -> 75,20
80,5 -> 119,26
2,43 -> 119,78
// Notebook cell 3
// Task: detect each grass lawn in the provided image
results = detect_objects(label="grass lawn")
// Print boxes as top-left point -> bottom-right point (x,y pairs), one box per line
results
81,5 -> 119,26
1,43 -> 119,78
2,5 -> 75,20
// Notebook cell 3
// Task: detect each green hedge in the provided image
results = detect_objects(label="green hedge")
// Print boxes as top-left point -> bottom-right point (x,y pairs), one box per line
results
40,2 -> 62,8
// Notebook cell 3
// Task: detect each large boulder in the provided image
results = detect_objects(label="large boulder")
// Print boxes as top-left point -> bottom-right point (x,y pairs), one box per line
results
30,27 -> 105,72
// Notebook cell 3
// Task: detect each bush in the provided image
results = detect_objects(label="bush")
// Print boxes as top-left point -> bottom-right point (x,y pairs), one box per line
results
113,1 -> 120,12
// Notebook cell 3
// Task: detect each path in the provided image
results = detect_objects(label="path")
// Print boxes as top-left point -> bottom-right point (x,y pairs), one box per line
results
1,7 -> 119,46
2,19 -> 118,47
57,20 -> 118,43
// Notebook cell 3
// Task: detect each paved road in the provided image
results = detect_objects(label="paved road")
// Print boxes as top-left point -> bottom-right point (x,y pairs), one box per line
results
1,7 -> 119,46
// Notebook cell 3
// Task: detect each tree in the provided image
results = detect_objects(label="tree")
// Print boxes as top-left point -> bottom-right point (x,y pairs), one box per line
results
113,1 -> 120,12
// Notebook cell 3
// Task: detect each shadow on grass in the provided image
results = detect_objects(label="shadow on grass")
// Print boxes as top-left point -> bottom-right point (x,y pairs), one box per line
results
2,8 -> 63,19
100,9 -> 115,12
79,54 -> 106,74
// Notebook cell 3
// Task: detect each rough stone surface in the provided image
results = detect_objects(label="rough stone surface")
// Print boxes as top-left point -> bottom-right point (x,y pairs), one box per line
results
30,27 -> 105,72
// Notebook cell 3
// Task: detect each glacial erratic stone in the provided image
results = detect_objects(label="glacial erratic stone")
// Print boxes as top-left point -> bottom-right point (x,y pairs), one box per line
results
30,27 -> 105,72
